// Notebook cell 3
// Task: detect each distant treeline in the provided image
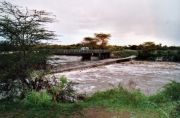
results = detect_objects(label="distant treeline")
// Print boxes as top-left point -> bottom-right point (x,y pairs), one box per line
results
110,42 -> 180,62
0,42 -> 84,51
125,44 -> 180,50
1,41 -> 180,62
1,41 -> 180,51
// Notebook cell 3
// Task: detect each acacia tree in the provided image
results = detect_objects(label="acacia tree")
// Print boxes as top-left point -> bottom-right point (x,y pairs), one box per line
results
82,37 -> 98,49
82,33 -> 111,49
0,1 -> 56,57
95,33 -> 111,48
0,1 -> 56,99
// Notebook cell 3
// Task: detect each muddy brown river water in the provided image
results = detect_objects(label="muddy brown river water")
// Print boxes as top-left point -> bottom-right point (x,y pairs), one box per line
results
48,56 -> 180,95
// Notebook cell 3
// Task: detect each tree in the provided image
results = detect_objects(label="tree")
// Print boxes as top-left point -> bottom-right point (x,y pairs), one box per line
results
141,42 -> 156,51
137,42 -> 157,60
82,33 -> 111,49
0,1 -> 56,99
0,1 -> 56,57
82,37 -> 97,48
95,33 -> 111,48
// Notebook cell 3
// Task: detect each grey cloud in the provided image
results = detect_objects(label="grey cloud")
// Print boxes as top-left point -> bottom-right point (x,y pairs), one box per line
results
6,0 -> 180,45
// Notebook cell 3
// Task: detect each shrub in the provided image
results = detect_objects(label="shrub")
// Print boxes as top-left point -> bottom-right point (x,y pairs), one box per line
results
137,50 -> 180,61
174,50 -> 180,62
48,76 -> 76,102
170,101 -> 180,118
24,90 -> 52,108
113,49 -> 138,58
148,92 -> 167,104
163,81 -> 180,101
60,75 -> 68,87
149,81 -> 180,103
0,52 -> 49,100
137,50 -> 156,60
27,70 -> 51,91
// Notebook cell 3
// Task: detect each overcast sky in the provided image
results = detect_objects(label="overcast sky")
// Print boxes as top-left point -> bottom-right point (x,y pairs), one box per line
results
5,0 -> 180,46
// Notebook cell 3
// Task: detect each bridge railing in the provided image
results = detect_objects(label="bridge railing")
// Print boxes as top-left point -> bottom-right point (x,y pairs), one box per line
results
48,49 -> 110,54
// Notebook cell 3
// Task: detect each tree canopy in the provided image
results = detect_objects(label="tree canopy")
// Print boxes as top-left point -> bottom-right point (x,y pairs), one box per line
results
82,37 -> 97,48
95,33 -> 111,48
0,1 -> 56,99
0,1 -> 56,51
141,42 -> 156,51
82,33 -> 111,48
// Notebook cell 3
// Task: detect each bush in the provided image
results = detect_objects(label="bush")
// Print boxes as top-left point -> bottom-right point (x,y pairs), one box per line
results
113,49 -> 138,58
174,50 -> 180,62
137,50 -> 180,61
137,50 -> 156,60
170,101 -> 180,118
149,81 -> 180,103
24,90 -> 52,108
148,92 -> 167,104
0,52 -> 49,100
163,81 -> 180,101
48,76 -> 76,102
60,75 -> 68,87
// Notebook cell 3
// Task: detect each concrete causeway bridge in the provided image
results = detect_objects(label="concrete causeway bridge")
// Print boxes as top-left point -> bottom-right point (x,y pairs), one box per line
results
49,49 -> 111,61
51,55 -> 137,73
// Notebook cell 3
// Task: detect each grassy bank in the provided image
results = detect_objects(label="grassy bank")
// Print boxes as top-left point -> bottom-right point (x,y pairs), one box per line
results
0,81 -> 179,118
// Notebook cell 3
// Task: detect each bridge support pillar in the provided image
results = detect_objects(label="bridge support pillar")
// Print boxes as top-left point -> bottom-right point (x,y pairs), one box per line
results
98,53 -> 111,60
81,54 -> 91,61
106,53 -> 111,58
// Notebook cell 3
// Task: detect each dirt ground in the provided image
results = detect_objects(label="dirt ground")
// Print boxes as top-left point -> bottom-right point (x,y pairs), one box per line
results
71,107 -> 130,118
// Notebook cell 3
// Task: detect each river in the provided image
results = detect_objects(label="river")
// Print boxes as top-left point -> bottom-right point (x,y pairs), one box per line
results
48,56 -> 180,95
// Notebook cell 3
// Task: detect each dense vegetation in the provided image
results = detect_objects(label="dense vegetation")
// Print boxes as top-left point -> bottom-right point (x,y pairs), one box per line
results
0,1 -> 55,99
0,81 -> 179,118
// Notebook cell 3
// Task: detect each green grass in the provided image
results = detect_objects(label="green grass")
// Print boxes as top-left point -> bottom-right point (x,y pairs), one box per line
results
23,90 -> 52,108
0,81 -> 180,118
83,87 -> 149,108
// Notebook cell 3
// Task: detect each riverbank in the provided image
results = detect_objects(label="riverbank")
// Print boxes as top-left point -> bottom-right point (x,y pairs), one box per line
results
1,81 -> 180,118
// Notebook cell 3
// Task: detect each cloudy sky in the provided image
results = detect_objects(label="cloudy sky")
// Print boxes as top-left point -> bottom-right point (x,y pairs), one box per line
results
5,0 -> 180,46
